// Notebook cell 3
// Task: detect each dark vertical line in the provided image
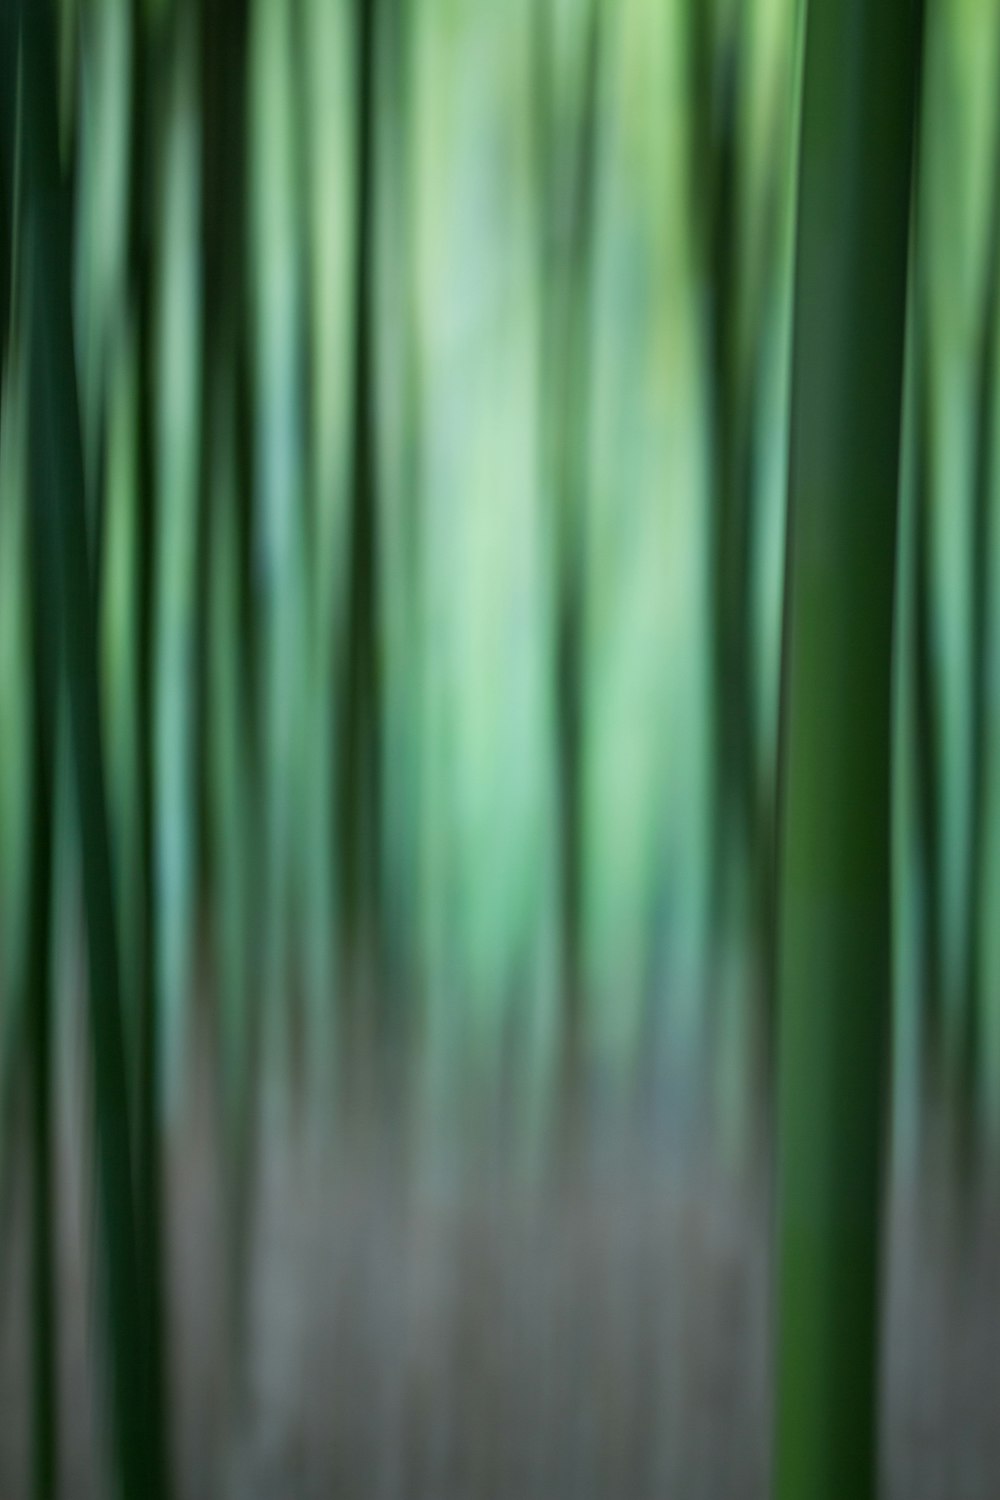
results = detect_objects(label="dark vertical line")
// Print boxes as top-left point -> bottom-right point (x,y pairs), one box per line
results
26,354 -> 58,1500
389,0 -> 424,1009
127,5 -> 169,1492
554,0 -> 601,1100
197,0 -> 261,1365
687,0 -> 782,1016
340,0 -> 382,1039
195,0 -> 255,940
911,308 -> 943,1066
0,0 -> 23,1240
290,0 -> 316,606
0,3 -> 15,386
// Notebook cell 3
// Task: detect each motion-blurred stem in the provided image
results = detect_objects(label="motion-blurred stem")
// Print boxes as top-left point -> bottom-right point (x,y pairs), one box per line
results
959,48 -> 1000,1128
128,1 -> 170,1493
26,336 -> 58,1500
685,1 -> 782,1030
912,290 -> 944,1066
196,0 -> 262,1367
0,0 -> 16,388
535,0 -> 601,1100
773,0 -> 924,1495
20,0 -> 151,1491
339,0 -> 383,1050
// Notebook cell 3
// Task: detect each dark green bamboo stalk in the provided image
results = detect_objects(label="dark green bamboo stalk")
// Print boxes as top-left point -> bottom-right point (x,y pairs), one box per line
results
557,0 -> 600,1092
282,0 -> 317,1083
339,0 -> 382,1045
684,1 -> 785,1021
684,6 -> 751,917
290,0 -> 316,601
773,0 -> 924,1494
911,297 -> 943,1068
0,11 -> 23,1228
196,0 -> 261,1370
195,0 -> 255,925
698,21 -> 754,924
384,0 -> 425,1014
19,1 -> 150,1494
26,357 -> 59,1500
76,4 -> 110,603
0,0 -> 16,387
0,18 -> 24,1191
533,0 -> 600,1098
127,5 -> 170,1492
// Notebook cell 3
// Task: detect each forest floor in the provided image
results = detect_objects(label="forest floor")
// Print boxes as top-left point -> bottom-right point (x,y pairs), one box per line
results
1,1021 -> 999,1500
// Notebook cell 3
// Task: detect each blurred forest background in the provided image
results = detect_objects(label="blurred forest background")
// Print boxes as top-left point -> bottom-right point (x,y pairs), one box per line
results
1,0 -> 1000,1495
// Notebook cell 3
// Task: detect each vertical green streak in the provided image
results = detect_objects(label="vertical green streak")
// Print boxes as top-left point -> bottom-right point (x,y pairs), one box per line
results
534,0 -> 601,1095
685,2 -> 759,964
20,2 -> 149,1495
960,56 -> 1000,1124
289,0 -> 316,589
127,2 -> 169,1493
384,0 -> 424,1009
558,0 -> 599,1089
684,0 -> 787,1027
197,0 -> 260,1369
774,0 -> 924,1497
26,369 -> 58,1500
339,0 -> 382,1037
0,0 -> 16,386
911,289 -> 943,1066
0,0 -> 21,1199
196,0 -> 254,922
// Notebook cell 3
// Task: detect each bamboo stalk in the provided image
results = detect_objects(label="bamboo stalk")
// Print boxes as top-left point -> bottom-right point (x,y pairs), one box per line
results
773,0 -> 924,1494
26,353 -> 58,1500
197,0 -> 261,1376
911,295 -> 943,1070
0,0 -> 16,385
959,42 -> 1000,1135
533,0 -> 601,1103
126,0 -> 169,1490
19,0 -> 150,1492
0,24 -> 12,387
339,0 -> 383,1055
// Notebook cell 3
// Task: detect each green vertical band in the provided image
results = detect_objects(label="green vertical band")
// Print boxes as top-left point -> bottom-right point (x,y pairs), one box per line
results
774,0 -> 925,1497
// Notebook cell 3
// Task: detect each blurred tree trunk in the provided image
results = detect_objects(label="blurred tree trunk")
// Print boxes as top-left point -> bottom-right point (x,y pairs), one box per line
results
339,0 -> 383,1054
773,0 -> 924,1496
19,0 -> 151,1491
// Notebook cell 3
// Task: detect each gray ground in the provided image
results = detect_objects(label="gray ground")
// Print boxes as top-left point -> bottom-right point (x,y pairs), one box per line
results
1,1038 -> 999,1500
